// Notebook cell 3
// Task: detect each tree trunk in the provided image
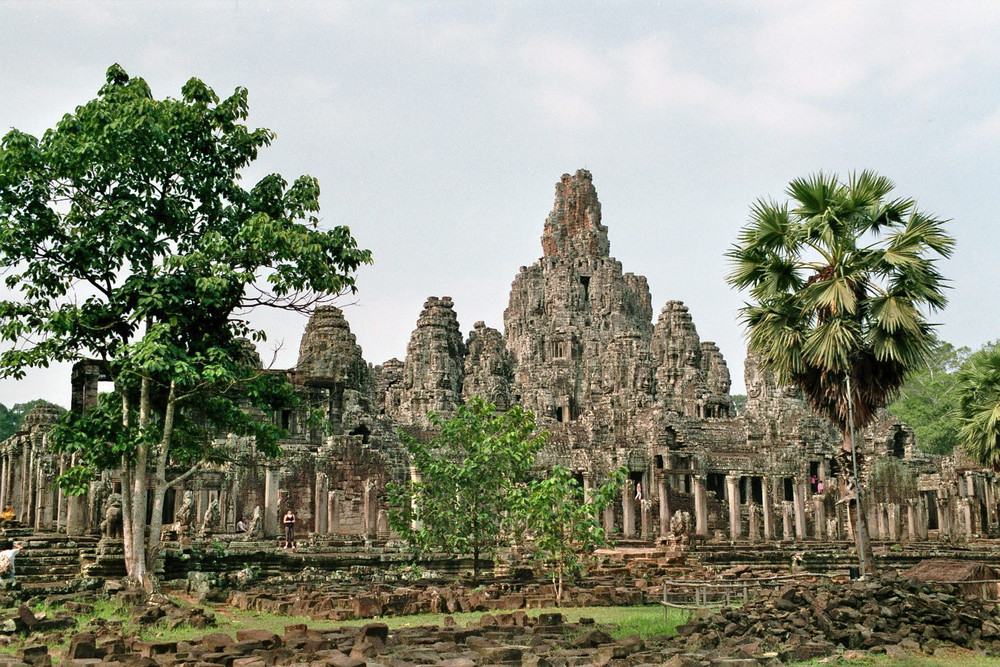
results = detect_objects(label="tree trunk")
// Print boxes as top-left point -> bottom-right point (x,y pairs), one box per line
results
844,433 -> 875,576
556,562 -> 563,607
124,376 -> 152,590
144,382 -> 178,587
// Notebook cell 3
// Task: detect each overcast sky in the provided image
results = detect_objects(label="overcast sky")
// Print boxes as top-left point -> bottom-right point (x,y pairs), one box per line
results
1,1 -> 999,408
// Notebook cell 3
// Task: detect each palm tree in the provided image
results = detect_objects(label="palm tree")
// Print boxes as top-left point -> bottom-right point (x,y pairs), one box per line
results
956,347 -> 1000,470
726,171 -> 954,575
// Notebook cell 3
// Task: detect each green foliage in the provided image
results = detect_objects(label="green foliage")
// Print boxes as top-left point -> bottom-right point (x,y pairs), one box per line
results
956,346 -> 1000,471
730,395 -> 747,415
888,339 -> 965,454
0,63 -> 370,482
889,339 -> 999,455
387,397 -> 547,581
726,171 -> 954,434
0,400 -> 63,441
512,465 -> 625,604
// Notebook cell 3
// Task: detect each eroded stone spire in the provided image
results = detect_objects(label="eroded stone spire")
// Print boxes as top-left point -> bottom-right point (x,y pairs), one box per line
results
540,169 -> 610,259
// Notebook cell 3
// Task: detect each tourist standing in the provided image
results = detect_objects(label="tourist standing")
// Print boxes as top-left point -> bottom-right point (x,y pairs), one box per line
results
282,509 -> 296,549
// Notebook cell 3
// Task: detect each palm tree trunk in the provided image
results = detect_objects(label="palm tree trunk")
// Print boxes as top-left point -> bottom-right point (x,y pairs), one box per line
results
844,433 -> 875,576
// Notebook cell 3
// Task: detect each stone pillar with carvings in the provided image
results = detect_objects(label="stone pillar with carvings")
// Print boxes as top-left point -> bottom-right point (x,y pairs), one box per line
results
264,467 -> 280,538
748,502 -> 760,543
726,475 -> 741,539
364,478 -> 378,537
641,499 -> 652,538
781,501 -> 793,541
658,472 -> 670,538
622,480 -> 635,538
792,481 -> 805,539
813,495 -> 825,539
761,477 -> 773,542
693,475 -> 708,536
314,472 -> 329,534
328,491 -> 341,534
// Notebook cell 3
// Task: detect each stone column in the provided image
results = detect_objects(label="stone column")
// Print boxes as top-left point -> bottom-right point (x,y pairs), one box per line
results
962,498 -> 974,537
748,502 -> 760,543
314,472 -> 329,534
622,480 -> 635,538
640,499 -> 652,539
65,455 -> 86,536
761,477 -> 774,542
918,495 -> 929,540
55,454 -> 66,532
888,503 -> 900,541
582,472 -> 593,504
937,497 -> 949,539
37,459 -> 55,530
264,467 -> 280,537
603,505 -> 615,535
813,495 -> 825,539
693,475 -> 708,536
363,479 -> 378,537
792,480 -> 806,540
907,501 -> 917,540
328,491 -> 340,535
781,501 -> 793,540
726,475 -> 741,539
20,441 -> 32,524
658,472 -> 670,538
0,454 -> 7,507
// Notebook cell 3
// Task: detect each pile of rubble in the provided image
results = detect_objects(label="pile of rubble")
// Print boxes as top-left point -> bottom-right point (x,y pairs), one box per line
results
673,572 -> 1000,662
228,577 -> 650,620
8,614 -> 686,667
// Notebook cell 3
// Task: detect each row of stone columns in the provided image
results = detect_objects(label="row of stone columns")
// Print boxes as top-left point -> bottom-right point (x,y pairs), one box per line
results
0,445 -> 88,535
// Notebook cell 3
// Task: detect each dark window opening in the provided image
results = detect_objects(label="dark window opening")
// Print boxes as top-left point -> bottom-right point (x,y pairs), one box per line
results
784,477 -> 794,502
350,425 -> 371,444
751,477 -> 763,504
892,429 -> 907,458
655,455 -> 664,469
738,477 -> 747,504
162,487 -> 176,525
573,472 -> 584,492
280,410 -> 291,430
707,473 -> 725,501
580,275 -> 590,302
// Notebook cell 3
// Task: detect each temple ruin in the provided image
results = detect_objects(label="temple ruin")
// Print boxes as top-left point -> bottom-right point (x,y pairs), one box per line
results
1,169 -> 997,554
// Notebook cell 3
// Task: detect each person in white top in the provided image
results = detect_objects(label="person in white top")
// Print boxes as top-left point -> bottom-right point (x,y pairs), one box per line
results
0,543 -> 23,580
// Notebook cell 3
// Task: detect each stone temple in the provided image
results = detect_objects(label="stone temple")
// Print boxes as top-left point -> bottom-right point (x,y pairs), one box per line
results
2,169 -> 997,549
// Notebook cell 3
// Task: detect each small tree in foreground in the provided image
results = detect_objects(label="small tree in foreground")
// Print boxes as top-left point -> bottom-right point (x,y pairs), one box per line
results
726,171 -> 953,576
0,65 -> 371,590
512,465 -> 625,605
387,397 -> 547,581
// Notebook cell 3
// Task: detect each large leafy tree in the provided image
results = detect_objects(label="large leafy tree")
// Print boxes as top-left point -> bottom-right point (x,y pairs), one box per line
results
887,338 -> 970,454
956,347 -> 1000,470
0,65 -> 371,589
387,397 -> 547,581
726,171 -> 953,575
511,465 -> 624,605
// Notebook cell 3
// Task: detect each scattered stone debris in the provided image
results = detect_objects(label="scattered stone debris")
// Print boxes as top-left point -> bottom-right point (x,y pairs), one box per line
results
672,571 -> 1000,662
